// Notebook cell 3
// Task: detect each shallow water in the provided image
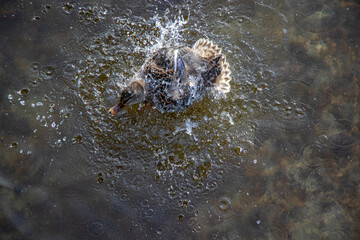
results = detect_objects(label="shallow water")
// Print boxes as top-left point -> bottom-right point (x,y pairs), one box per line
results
1,0 -> 359,239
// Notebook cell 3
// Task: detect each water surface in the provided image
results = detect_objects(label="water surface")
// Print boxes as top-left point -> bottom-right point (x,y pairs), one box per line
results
1,0 -> 359,239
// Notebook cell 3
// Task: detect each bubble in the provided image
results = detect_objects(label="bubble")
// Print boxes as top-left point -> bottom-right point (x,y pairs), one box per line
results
217,197 -> 231,212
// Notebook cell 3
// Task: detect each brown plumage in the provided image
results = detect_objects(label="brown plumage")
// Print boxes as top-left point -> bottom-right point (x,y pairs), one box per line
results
109,38 -> 231,114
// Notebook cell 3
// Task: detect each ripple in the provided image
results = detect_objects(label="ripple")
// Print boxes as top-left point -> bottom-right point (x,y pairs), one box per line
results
60,3 -> 75,15
220,142 -> 251,168
328,134 -> 357,152
62,61 -> 79,80
294,3 -> 337,33
305,167 -> 336,193
187,217 -> 202,233
29,63 -> 40,73
269,94 -> 314,135
320,229 -> 348,240
78,4 -> 109,25
66,225 -> 88,238
231,192 -> 256,217
2,202 -> 32,235
205,180 -> 219,191
299,143 -> 324,168
40,65 -> 56,81
129,207 -> 141,224
314,118 -> 359,156
271,224 -> 289,240
28,78 -> 41,88
216,197 -> 231,212
88,221 -> 104,236
71,135 -> 83,144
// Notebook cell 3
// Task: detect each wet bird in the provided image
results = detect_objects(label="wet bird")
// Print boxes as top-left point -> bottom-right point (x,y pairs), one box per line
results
109,39 -> 231,114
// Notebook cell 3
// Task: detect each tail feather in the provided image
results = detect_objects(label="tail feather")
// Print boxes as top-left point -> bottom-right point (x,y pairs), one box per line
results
193,39 -> 231,94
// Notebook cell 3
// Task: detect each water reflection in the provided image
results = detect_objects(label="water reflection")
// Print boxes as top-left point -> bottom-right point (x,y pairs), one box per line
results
1,0 -> 359,239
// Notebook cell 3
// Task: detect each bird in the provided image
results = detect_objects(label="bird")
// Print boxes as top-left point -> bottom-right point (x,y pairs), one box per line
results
108,38 -> 231,114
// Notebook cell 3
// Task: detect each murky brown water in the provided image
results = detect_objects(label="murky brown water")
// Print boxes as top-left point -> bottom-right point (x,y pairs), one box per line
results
1,0 -> 359,239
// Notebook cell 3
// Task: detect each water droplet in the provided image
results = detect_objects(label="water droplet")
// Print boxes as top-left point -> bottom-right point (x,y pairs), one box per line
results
256,220 -> 261,224
32,16 -> 40,21
29,78 -> 40,87
72,135 -> 82,144
40,66 -> 56,80
97,173 -> 104,183
44,94 -> 57,102
30,63 -> 40,72
53,139 -> 62,147
19,88 -> 30,97
61,3 -> 74,14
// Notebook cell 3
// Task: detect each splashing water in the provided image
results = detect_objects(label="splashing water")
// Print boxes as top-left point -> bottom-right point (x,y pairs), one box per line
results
150,10 -> 189,51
